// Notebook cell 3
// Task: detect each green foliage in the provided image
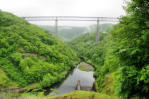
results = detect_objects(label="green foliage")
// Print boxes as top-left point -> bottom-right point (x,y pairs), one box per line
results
69,28 -> 114,93
0,92 -> 50,99
69,1 -> 149,98
109,0 -> 149,98
0,10 -> 79,89
40,73 -> 57,88
97,0 -> 149,98
40,73 -> 65,88
69,32 -> 108,65
0,68 -> 18,89
49,90 -> 119,99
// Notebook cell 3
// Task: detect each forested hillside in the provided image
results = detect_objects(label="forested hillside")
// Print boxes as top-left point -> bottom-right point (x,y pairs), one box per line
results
69,32 -> 107,67
39,25 -> 86,41
89,24 -> 113,33
39,24 -> 113,42
69,0 -> 149,98
0,11 -> 79,90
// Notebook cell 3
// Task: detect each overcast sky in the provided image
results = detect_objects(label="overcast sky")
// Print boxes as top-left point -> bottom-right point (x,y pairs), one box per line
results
0,0 -> 126,26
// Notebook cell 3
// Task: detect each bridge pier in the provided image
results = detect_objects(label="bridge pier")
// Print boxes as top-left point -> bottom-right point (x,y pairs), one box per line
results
55,17 -> 58,38
96,19 -> 100,42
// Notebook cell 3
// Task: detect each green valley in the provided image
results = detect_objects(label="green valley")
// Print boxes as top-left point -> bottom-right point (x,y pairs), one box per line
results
1,0 -> 149,99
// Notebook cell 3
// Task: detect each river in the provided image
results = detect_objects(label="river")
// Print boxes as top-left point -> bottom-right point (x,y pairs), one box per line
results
50,65 -> 95,95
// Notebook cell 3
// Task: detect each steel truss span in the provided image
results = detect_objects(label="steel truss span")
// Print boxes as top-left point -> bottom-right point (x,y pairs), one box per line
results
22,16 -> 119,42
22,16 -> 119,22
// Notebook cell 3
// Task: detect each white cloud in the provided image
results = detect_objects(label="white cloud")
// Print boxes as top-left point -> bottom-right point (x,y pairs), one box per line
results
0,0 -> 126,26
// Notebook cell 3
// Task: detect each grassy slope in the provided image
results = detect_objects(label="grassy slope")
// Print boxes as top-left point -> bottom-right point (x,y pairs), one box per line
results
0,92 -> 50,99
0,68 -> 18,89
78,62 -> 94,71
101,73 -> 115,95
0,91 -> 119,99
49,91 -> 119,99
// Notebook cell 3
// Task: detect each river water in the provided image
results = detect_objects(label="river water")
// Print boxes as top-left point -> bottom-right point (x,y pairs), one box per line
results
50,66 -> 95,95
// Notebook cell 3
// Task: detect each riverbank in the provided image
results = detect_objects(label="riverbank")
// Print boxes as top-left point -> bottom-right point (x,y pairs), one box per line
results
0,92 -> 50,99
78,62 -> 94,71
0,65 -> 75,94
0,63 -> 118,99
0,91 -> 119,99
49,90 -> 119,99
49,64 -> 95,95
0,63 -> 96,98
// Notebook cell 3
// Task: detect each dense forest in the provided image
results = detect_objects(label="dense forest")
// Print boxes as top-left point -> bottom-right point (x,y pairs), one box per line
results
0,11 -> 79,90
69,0 -> 149,98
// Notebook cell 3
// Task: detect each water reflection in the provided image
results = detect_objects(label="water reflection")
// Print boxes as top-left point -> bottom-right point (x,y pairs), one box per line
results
50,67 -> 95,95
